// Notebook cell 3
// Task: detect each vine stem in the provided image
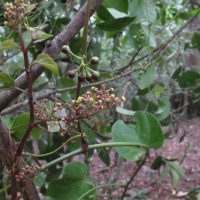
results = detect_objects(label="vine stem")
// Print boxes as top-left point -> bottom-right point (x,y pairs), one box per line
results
77,183 -> 125,200
42,142 -> 148,170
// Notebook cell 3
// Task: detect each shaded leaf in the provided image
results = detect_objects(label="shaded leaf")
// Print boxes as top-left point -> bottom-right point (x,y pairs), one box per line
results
98,148 -> 110,166
168,161 -> 185,188
177,71 -> 200,88
46,162 -> 96,200
0,72 -> 15,89
105,0 -> 128,13
155,98 -> 171,121
96,17 -> 135,31
0,39 -> 16,51
33,53 -> 59,76
11,113 -> 41,140
97,5 -> 114,21
151,156 -> 164,170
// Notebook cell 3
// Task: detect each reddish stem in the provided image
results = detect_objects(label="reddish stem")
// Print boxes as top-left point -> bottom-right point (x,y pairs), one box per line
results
14,26 -> 34,161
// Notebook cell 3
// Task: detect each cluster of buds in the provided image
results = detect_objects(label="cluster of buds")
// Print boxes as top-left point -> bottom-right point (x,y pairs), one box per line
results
15,165 -> 41,182
3,0 -> 35,28
62,45 -> 100,82
34,86 -> 126,136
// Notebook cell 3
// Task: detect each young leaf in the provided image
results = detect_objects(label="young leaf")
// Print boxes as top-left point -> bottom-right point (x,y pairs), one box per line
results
0,39 -> 16,51
33,53 -> 59,76
0,72 -> 15,89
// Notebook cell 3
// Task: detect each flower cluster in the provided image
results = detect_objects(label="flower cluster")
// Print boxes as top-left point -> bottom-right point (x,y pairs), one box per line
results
34,86 -> 126,136
3,0 -> 34,28
15,165 -> 41,182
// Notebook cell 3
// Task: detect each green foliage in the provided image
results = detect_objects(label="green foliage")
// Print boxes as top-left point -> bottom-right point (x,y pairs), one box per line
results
112,111 -> 164,160
129,0 -> 157,22
46,162 -> 97,200
96,17 -> 135,31
11,113 -> 41,140
0,72 -> 15,90
0,0 -> 199,198
33,53 -> 59,76
0,39 -> 16,51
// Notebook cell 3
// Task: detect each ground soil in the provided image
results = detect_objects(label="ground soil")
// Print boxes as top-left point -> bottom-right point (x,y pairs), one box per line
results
85,117 -> 200,200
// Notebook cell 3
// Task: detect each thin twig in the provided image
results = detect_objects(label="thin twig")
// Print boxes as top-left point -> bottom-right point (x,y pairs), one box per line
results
121,152 -> 148,199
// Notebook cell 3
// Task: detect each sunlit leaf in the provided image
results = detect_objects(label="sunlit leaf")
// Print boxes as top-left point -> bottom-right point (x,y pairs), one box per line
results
33,53 -> 59,76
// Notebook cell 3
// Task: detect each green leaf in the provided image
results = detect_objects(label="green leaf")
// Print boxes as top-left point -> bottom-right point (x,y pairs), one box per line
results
129,0 -> 157,23
154,85 -> 164,98
151,156 -> 164,170
97,5 -> 114,21
46,162 -> 96,200
112,120 -> 146,160
33,30 -> 53,43
192,32 -> 200,51
105,0 -> 128,13
0,72 -> 15,89
158,163 -> 168,183
136,66 -> 156,90
116,106 -> 135,116
135,111 -> 164,148
177,71 -> 200,88
33,53 -> 59,76
155,98 -> 171,121
168,161 -> 185,188
187,188 -> 200,200
97,148 -> 110,166
172,66 -> 182,79
11,113 -> 41,140
96,17 -> 135,31
0,39 -> 16,51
